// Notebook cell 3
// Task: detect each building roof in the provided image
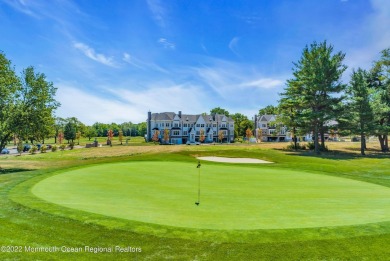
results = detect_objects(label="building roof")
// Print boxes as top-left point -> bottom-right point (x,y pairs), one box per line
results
150,112 -> 234,123
259,114 -> 276,122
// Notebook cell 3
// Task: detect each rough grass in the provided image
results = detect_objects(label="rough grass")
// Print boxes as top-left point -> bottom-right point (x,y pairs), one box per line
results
1,142 -> 390,260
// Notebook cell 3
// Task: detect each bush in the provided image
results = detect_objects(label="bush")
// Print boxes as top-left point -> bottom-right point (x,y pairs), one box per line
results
41,145 -> 47,153
286,143 -> 306,150
17,142 -> 23,155
69,142 -> 75,150
307,142 -> 315,150
307,142 -> 329,152
60,144 -> 66,151
51,145 -> 57,152
29,145 -> 38,154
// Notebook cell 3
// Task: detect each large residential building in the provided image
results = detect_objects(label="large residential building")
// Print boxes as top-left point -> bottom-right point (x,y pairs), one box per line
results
146,111 -> 235,144
254,114 -> 338,142
254,115 -> 291,142
254,114 -> 315,142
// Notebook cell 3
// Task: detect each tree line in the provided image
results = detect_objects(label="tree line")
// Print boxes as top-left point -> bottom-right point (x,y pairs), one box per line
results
56,117 -> 147,144
0,51 -> 147,150
276,41 -> 389,155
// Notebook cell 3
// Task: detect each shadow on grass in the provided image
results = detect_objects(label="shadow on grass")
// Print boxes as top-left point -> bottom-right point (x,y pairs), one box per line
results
0,168 -> 34,175
280,149 -> 390,160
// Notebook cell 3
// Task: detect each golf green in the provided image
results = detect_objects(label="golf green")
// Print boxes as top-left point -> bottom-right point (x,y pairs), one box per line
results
31,161 -> 390,230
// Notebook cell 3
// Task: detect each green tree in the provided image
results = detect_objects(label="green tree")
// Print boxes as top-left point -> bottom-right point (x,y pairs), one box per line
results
368,48 -> 390,152
12,67 -> 60,144
64,122 -> 76,143
85,126 -> 97,141
0,52 -> 19,151
344,68 -> 374,155
137,122 -> 147,137
239,119 -> 254,138
259,105 -> 278,116
210,107 -> 230,116
231,113 -> 248,138
285,41 -> 347,154
53,117 -> 66,143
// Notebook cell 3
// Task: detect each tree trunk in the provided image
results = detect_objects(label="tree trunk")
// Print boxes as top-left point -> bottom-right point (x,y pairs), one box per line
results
385,135 -> 389,152
378,135 -> 386,152
314,124 -> 320,154
360,133 -> 365,155
320,129 -> 325,151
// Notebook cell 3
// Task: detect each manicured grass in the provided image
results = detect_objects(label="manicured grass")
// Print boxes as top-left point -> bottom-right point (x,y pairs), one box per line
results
32,162 -> 390,231
1,143 -> 390,260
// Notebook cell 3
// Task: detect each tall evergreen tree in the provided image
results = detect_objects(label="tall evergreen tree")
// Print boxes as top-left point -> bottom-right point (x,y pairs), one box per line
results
344,68 -> 374,155
368,48 -> 390,152
284,41 -> 347,154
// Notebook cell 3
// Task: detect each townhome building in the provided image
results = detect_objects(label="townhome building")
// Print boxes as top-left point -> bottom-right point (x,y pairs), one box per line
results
146,111 -> 235,144
254,114 -> 314,142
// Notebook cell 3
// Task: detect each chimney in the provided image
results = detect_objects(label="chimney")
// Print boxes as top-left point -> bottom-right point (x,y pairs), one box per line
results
147,111 -> 152,141
178,111 -> 182,118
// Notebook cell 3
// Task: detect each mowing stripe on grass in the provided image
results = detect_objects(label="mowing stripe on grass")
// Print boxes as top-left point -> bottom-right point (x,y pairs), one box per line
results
32,161 -> 390,230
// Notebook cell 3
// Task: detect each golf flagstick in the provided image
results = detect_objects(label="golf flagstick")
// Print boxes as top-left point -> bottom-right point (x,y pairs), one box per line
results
195,161 -> 201,206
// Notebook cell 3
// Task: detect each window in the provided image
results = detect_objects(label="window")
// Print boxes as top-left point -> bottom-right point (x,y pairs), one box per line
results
196,124 -> 200,127
173,130 -> 180,136
213,131 -> 217,135
201,124 -> 205,127
174,123 -> 179,127
262,124 -> 266,128
191,124 -> 194,127
183,131 -> 188,135
184,123 -> 187,127
196,131 -> 200,135
213,124 -> 217,128
166,123 -> 170,127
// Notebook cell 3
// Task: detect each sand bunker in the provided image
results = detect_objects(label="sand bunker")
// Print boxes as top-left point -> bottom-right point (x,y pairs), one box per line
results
197,156 -> 273,164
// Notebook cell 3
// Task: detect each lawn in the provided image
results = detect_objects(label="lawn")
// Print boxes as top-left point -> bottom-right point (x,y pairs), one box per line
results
1,142 -> 390,260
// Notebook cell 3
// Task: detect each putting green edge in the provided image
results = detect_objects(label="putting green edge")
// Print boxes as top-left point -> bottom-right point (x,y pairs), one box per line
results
9,160 -> 390,244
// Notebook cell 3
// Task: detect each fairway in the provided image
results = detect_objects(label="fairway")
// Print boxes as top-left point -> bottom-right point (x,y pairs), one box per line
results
32,161 -> 390,230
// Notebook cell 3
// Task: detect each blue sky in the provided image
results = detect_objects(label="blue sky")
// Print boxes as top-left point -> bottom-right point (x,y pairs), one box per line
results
1,0 -> 389,124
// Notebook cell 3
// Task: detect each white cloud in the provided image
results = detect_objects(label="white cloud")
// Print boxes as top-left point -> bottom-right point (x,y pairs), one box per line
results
122,52 -> 144,69
2,0 -> 40,18
56,84 -> 141,124
240,78 -> 284,89
228,37 -> 240,57
158,38 -> 175,49
146,0 -> 167,28
55,82 -> 210,125
73,42 -> 117,67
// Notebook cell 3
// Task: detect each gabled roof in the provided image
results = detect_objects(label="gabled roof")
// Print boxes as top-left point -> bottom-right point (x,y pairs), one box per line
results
150,112 -> 234,123
151,112 -> 175,121
259,114 -> 276,122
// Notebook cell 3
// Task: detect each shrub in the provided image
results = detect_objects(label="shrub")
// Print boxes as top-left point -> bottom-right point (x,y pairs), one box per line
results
41,145 -> 47,153
60,144 -> 66,151
17,141 -> 23,155
286,143 -> 306,150
69,142 -> 75,150
51,145 -> 57,152
29,145 -> 38,154
307,142 -> 329,152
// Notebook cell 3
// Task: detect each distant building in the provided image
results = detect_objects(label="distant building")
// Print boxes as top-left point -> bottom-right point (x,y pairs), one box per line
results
254,114 -> 291,142
254,114 -> 338,142
146,111 -> 235,144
